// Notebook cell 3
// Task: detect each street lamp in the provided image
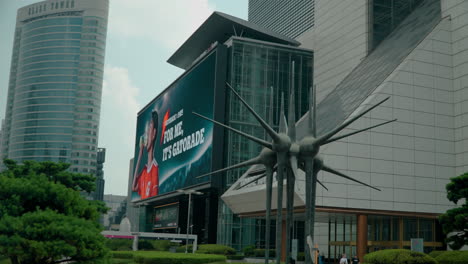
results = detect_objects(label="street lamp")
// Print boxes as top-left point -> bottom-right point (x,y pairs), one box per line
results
177,189 -> 203,253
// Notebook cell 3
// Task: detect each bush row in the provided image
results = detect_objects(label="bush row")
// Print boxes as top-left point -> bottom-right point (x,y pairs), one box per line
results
363,249 -> 437,264
133,251 -> 226,264
176,244 -> 236,255
432,251 -> 468,264
364,249 -> 468,264
111,251 -> 226,264
106,238 -> 178,251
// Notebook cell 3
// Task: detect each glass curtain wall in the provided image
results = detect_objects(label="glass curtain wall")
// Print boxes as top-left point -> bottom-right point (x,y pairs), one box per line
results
327,215 -> 444,264
217,38 -> 313,250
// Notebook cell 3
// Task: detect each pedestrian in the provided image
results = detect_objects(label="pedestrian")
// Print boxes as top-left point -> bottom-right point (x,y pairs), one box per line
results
351,255 -> 359,264
340,253 -> 348,264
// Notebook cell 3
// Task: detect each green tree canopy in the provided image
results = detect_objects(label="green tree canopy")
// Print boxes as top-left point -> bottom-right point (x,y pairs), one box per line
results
0,159 -> 109,264
439,173 -> 468,250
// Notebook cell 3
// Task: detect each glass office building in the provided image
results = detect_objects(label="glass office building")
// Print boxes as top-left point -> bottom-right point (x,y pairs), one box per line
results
132,12 -> 313,248
1,0 -> 109,174
218,37 -> 313,249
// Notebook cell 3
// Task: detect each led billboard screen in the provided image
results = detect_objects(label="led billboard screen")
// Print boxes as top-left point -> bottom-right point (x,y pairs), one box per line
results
131,52 -> 216,201
153,203 -> 179,229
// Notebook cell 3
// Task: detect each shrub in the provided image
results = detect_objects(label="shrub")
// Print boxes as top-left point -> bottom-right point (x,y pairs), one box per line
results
176,244 -> 193,253
138,240 -> 154,250
363,249 -> 437,264
428,250 -> 446,259
152,240 -> 178,251
243,245 -> 255,257
227,254 -> 245,260
434,251 -> 468,264
198,244 -> 236,255
253,249 -> 275,258
113,259 -> 133,264
297,252 -> 305,261
105,238 -> 133,251
177,244 -> 235,255
111,251 -> 134,259
133,251 -> 226,264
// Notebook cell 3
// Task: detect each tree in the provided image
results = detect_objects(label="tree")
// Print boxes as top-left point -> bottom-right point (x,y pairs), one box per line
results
439,173 -> 468,250
0,160 -> 109,264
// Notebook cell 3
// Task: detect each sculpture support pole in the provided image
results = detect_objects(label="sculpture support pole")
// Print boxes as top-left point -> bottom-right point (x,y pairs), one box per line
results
275,158 -> 286,264
285,169 -> 295,264
265,166 -> 273,264
304,159 -> 314,264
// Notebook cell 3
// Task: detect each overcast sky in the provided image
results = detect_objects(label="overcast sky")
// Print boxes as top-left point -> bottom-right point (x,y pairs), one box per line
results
0,0 -> 248,196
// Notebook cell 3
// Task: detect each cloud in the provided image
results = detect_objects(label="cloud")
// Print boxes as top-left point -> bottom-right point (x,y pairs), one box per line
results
99,65 -> 141,195
108,0 -> 214,51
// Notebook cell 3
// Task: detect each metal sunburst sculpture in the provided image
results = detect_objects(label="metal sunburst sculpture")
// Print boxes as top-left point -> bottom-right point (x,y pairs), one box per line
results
193,64 -> 396,264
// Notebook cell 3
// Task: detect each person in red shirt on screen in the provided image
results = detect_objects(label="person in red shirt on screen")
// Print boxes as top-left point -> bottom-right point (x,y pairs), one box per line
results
132,109 -> 159,199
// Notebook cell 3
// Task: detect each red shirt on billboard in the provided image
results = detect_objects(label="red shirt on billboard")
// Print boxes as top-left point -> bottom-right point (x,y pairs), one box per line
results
133,109 -> 159,200
137,161 -> 159,199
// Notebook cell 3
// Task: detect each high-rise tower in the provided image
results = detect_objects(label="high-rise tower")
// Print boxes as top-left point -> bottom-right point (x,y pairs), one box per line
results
1,0 -> 109,174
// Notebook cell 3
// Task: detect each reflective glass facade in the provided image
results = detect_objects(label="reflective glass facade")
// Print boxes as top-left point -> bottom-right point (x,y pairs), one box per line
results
326,215 -> 443,263
1,0 -> 108,174
217,38 -> 313,250
371,0 -> 424,50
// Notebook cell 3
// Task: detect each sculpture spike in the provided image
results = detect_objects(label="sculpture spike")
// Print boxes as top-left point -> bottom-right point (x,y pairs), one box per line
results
317,97 -> 390,144
227,83 -> 280,142
288,88 -> 296,141
322,119 -> 397,145
269,87 -> 274,126
289,155 -> 298,179
279,92 -> 287,134
264,166 -> 274,264
321,165 -> 381,191
313,85 -> 317,137
195,156 -> 261,179
317,179 -> 328,191
192,112 -> 273,149
247,167 -> 268,177
308,87 -> 314,136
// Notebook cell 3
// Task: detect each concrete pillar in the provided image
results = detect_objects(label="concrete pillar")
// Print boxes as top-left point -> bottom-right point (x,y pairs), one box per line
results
357,214 -> 368,262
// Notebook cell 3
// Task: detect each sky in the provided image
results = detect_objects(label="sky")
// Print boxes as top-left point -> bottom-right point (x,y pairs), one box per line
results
0,0 -> 248,196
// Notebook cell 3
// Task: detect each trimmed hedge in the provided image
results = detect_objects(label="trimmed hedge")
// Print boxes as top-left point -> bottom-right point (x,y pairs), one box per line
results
133,251 -> 226,264
111,251 -> 134,259
198,244 -> 236,255
113,259 -> 135,264
176,245 -> 193,253
434,251 -> 468,264
363,249 -> 437,264
227,254 -> 245,260
105,238 -> 133,251
253,249 -> 276,258
428,250 -> 445,259
177,244 -> 235,255
243,245 -> 255,257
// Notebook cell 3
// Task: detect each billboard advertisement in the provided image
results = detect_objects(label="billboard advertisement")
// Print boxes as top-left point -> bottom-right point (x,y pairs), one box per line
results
153,203 -> 179,229
131,52 -> 216,201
